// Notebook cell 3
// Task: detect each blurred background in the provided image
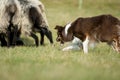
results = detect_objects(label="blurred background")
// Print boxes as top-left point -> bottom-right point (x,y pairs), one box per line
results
40,0 -> 120,42
41,0 -> 120,28
0,0 -> 120,80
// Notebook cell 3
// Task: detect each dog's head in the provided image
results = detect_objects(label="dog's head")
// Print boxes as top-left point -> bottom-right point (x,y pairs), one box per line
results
55,25 -> 74,44
54,25 -> 64,44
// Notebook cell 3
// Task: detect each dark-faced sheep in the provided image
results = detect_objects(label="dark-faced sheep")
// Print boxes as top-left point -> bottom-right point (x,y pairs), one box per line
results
17,0 -> 53,46
0,0 -> 53,47
0,0 -> 22,47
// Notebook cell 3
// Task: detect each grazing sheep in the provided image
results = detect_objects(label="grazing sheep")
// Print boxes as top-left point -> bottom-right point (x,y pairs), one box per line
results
0,0 -> 53,47
0,30 -> 24,47
0,0 -> 21,47
17,0 -> 53,46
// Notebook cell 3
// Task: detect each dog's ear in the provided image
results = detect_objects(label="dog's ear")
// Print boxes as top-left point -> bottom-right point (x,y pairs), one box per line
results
54,25 -> 64,31
54,25 -> 59,29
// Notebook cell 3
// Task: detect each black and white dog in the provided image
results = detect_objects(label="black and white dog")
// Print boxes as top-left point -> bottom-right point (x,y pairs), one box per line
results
55,14 -> 120,53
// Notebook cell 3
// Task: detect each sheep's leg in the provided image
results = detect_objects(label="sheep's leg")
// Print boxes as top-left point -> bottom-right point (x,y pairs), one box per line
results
6,24 -> 12,47
40,28 -> 53,44
15,28 -> 24,46
40,30 -> 44,45
42,29 -> 53,44
16,39 -> 24,46
46,31 -> 53,43
30,32 -> 39,46
0,34 -> 7,47
12,26 -> 18,46
7,30 -> 11,47
45,30 -> 53,44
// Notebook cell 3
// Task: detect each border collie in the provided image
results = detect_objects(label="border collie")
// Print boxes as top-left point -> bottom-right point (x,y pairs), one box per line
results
55,14 -> 120,53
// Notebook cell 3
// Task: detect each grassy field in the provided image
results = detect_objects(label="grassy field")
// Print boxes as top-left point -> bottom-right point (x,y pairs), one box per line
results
0,0 -> 120,80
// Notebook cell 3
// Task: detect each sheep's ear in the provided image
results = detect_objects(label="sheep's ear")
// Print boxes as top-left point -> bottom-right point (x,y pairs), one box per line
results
39,5 -> 44,12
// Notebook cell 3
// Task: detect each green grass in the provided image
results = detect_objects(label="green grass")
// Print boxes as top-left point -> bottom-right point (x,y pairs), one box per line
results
0,0 -> 120,80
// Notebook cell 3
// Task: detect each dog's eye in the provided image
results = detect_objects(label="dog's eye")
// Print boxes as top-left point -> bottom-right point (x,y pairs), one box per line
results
57,32 -> 60,35
57,32 -> 62,36
58,34 -> 61,38
113,40 -> 116,43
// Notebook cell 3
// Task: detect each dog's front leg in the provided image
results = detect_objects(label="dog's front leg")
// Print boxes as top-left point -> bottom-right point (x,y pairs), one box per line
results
83,36 -> 89,54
